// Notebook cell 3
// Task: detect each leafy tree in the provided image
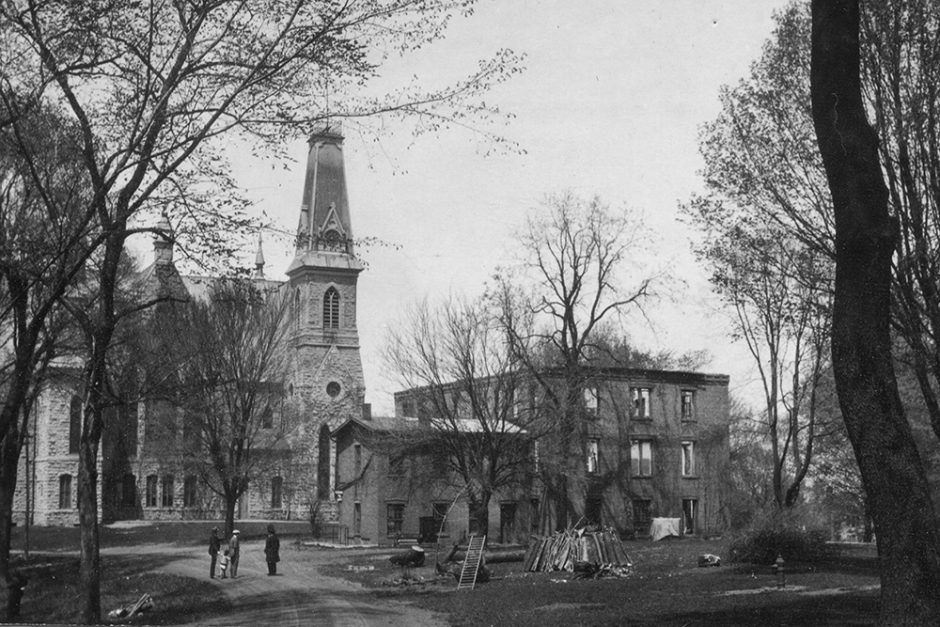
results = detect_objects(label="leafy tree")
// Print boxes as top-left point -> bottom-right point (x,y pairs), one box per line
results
0,1 -> 520,621
496,192 -> 655,530
684,204 -> 835,508
811,0 -> 940,621
0,100 -> 93,604
383,295 -> 537,537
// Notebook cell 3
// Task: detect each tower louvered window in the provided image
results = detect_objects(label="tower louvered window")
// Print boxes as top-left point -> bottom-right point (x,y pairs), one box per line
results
323,287 -> 340,329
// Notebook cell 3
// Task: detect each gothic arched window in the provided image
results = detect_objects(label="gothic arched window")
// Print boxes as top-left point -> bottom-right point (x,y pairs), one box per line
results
323,287 -> 340,329
69,395 -> 82,454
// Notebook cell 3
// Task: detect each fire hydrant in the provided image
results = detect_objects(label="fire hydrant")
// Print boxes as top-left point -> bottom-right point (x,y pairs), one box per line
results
773,554 -> 786,588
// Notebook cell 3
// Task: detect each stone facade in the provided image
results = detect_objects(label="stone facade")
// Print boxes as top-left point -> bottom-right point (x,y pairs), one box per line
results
332,416 -> 536,546
15,124 -> 366,527
389,368 -> 732,540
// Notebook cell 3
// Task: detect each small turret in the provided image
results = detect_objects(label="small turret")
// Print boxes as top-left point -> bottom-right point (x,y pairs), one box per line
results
253,232 -> 266,279
153,215 -> 174,266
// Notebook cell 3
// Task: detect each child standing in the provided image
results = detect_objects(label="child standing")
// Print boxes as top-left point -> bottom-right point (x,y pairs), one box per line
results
219,549 -> 230,579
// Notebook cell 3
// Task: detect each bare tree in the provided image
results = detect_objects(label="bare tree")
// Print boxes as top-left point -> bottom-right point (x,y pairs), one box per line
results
153,279 -> 290,536
496,192 -> 654,530
383,296 -> 536,537
811,0 -> 940,621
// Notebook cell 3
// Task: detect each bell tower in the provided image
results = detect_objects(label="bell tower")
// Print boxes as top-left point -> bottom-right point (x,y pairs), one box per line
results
286,122 -> 365,446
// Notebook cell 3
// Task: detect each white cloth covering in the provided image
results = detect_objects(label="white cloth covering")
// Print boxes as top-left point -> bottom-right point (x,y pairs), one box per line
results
650,517 -> 680,541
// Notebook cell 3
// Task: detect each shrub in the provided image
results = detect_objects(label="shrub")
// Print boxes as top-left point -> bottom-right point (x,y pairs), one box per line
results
728,506 -> 832,564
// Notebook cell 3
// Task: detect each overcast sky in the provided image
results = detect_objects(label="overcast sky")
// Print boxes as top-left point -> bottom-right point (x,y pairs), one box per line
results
225,0 -> 792,415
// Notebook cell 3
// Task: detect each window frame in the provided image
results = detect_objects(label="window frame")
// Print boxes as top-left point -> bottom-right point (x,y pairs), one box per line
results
323,286 -> 340,329
632,498 -> 653,535
586,438 -> 600,474
682,498 -> 698,535
630,439 -> 653,477
161,474 -> 174,507
680,389 -> 696,421
145,475 -> 158,508
583,386 -> 599,417
386,503 -> 405,537
58,474 -> 72,509
681,440 -> 696,477
632,387 -> 652,420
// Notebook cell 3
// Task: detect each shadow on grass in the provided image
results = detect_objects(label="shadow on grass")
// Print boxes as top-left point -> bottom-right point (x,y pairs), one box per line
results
218,587 -> 404,624
659,593 -> 879,626
14,552 -> 229,624
10,519 -> 313,552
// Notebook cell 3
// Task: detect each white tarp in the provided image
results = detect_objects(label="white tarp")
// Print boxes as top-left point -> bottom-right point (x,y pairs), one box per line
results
650,517 -> 680,541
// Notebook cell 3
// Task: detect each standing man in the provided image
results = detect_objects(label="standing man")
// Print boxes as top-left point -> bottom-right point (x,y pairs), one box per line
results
208,527 -> 221,579
229,529 -> 241,578
264,525 -> 280,575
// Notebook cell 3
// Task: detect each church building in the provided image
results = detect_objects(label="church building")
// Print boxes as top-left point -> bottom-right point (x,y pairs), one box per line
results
14,123 -> 366,526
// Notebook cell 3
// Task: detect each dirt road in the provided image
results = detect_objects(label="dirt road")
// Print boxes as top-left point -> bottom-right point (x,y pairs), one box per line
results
107,542 -> 446,626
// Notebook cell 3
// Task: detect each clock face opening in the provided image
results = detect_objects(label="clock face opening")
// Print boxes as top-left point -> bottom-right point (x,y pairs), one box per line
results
326,381 -> 341,398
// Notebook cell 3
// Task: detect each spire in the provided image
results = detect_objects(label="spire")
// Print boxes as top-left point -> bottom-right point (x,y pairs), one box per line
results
253,232 -> 265,279
295,121 -> 354,255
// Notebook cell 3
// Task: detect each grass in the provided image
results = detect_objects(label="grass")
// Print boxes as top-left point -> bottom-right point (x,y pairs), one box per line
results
326,538 -> 881,626
9,519 -> 312,553
12,553 -> 227,625
6,520 -> 307,624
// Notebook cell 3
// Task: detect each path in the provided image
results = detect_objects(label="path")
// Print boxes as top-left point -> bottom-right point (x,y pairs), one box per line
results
104,542 -> 446,626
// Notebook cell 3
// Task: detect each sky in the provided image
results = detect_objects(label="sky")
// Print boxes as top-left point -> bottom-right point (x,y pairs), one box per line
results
222,0 -> 793,415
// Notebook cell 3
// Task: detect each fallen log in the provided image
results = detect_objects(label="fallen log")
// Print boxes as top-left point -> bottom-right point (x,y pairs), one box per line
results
450,548 -> 526,563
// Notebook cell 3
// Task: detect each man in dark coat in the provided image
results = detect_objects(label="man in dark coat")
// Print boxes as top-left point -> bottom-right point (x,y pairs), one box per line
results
264,525 -> 280,575
229,530 -> 241,578
208,527 -> 221,578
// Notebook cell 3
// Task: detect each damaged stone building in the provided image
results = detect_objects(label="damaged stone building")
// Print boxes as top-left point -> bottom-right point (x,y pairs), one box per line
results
329,369 -> 731,545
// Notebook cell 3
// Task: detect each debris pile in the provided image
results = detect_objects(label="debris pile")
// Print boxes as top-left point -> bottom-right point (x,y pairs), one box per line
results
389,545 -> 425,568
523,528 -> 633,573
573,562 -> 635,580
107,593 -> 154,621
698,553 -> 722,567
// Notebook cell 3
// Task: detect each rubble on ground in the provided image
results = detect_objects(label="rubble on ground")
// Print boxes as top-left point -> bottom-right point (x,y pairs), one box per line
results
523,527 -> 634,575
389,546 -> 425,568
107,593 -> 154,621
698,553 -> 722,567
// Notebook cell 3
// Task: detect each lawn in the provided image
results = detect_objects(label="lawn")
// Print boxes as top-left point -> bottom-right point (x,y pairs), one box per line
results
326,539 -> 881,626
11,552 -> 227,625
5,519 -> 308,624
9,519 -> 312,552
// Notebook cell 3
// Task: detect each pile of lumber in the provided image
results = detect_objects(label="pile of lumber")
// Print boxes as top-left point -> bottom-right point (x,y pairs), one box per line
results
523,528 -> 633,572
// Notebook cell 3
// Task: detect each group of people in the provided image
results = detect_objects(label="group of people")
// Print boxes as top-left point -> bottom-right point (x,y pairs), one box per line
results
208,525 -> 280,579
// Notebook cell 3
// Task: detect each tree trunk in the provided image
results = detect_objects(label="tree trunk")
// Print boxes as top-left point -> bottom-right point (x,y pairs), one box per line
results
810,1 -> 940,622
224,492 -> 237,538
77,432 -> 101,624
0,428 -> 21,620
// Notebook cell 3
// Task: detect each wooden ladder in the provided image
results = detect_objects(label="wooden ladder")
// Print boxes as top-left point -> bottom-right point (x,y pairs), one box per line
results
457,534 -> 487,591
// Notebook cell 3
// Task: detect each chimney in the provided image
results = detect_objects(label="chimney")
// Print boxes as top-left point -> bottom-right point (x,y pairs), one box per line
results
361,403 -> 372,421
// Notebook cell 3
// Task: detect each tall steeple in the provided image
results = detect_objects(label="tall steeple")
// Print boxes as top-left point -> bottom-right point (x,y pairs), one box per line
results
284,120 -> 365,421
289,121 -> 362,272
